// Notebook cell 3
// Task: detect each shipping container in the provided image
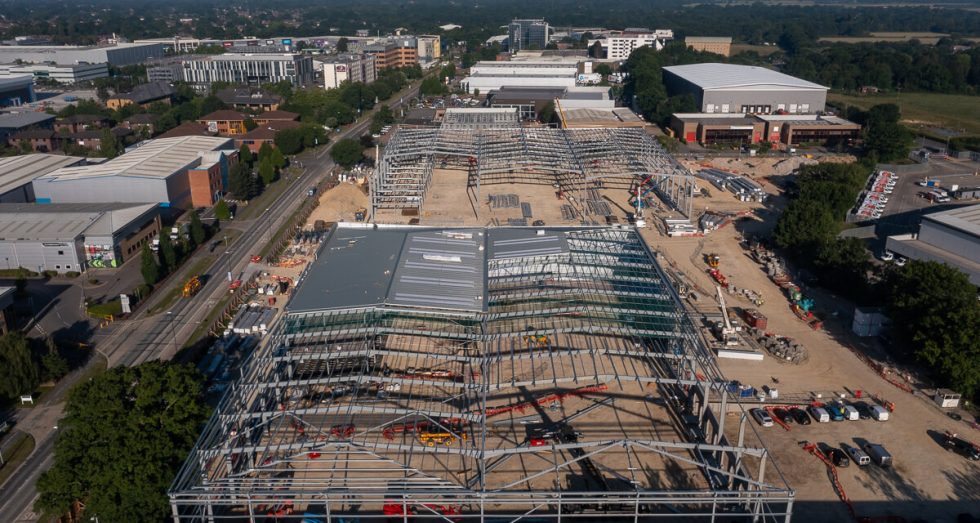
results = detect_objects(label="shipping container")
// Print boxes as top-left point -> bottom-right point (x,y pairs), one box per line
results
743,309 -> 768,329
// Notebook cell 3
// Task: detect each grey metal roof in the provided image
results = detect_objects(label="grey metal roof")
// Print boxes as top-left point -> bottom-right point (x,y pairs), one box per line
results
486,229 -> 568,260
663,63 -> 827,91
389,229 -> 485,311
923,203 -> 980,237
0,112 -> 55,129
0,154 -> 84,196
0,202 -> 157,241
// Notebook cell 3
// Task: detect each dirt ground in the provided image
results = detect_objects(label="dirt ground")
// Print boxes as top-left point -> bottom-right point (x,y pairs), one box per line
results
645,209 -> 979,523
305,181 -> 370,226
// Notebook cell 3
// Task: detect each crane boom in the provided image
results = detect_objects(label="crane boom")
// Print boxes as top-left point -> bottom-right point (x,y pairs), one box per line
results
716,285 -> 733,332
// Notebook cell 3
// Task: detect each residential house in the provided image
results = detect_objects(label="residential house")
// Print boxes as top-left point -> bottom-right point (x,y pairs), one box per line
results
253,110 -> 299,126
8,129 -> 59,152
234,120 -> 302,153
69,128 -> 132,152
105,82 -> 176,110
215,87 -> 283,112
54,114 -> 110,134
197,110 -> 248,136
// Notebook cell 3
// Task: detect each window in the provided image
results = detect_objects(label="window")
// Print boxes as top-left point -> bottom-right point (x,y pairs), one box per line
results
56,265 -> 61,269
801,104 -> 810,113
706,104 -> 715,113
58,250 -> 64,255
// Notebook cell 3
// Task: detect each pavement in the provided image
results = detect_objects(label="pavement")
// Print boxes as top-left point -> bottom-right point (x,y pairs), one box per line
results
0,80 -> 421,523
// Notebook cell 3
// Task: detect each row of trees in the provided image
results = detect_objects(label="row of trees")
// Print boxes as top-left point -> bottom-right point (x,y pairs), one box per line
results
36,361 -> 209,522
0,333 -> 71,401
140,212 -> 209,287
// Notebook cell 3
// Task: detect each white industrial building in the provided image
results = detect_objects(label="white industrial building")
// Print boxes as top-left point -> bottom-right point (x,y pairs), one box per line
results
317,53 -> 376,89
0,202 -> 160,273
33,136 -> 235,208
179,52 -> 314,88
886,204 -> 980,286
0,42 -> 165,67
590,34 -> 666,60
0,62 -> 109,84
461,60 -> 577,93
662,63 -> 828,114
0,154 -> 86,203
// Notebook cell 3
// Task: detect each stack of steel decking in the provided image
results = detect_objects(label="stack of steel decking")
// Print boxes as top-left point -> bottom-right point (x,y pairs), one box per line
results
229,306 -> 276,335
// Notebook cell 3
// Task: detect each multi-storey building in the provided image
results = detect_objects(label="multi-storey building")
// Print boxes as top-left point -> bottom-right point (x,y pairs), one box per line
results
0,62 -> 108,84
508,19 -> 550,51
319,53 -> 377,89
364,40 -> 418,71
180,52 -> 314,88
417,35 -> 441,62
598,34 -> 666,60
685,36 -> 732,57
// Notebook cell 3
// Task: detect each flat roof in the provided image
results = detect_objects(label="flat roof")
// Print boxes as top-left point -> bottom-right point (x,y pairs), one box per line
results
0,75 -> 33,89
685,36 -> 733,43
37,136 -> 232,182
663,63 -> 826,91
923,203 -> 980,237
0,202 -> 157,241
558,105 -> 647,128
0,42 -> 159,52
0,154 -> 84,195
0,111 -> 55,129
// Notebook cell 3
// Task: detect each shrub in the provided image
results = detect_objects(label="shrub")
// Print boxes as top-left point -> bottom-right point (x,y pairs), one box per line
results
65,271 -> 80,278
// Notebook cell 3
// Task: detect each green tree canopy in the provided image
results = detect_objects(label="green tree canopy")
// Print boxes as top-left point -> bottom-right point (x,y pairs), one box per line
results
258,156 -> 276,185
36,362 -> 209,522
214,199 -> 231,220
140,243 -> 160,286
189,211 -> 206,247
238,144 -> 253,166
0,332 -> 39,399
887,261 -> 980,398
157,230 -> 176,273
98,128 -> 119,158
330,138 -> 365,168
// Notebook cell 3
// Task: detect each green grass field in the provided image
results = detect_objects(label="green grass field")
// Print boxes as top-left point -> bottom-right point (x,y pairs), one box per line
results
828,92 -> 980,136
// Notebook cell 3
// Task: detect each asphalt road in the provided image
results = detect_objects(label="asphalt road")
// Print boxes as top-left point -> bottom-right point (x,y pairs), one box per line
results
0,82 -> 420,523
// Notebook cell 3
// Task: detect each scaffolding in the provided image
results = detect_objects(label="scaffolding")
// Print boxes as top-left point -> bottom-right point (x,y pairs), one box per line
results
371,126 -> 696,220
170,226 -> 793,522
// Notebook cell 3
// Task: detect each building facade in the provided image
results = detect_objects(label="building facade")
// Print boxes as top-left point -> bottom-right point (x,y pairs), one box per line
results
0,42 -> 165,66
0,62 -> 109,84
320,53 -> 377,89
508,19 -> 550,51
197,110 -> 248,136
462,60 -> 577,94
364,40 -> 418,71
180,53 -> 314,88
597,34 -> 665,60
662,63 -> 827,115
685,37 -> 732,57
0,75 -> 34,106
417,35 -> 441,61
886,204 -> 980,285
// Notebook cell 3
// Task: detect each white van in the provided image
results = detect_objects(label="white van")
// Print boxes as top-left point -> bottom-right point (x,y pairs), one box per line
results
842,404 -> 860,421
843,444 -> 871,466
871,405 -> 890,421
809,406 -> 830,423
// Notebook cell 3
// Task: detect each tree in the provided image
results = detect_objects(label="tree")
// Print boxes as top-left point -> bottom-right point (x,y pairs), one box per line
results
244,116 -> 257,131
270,148 -> 286,170
440,63 -> 456,80
189,212 -> 206,247
214,199 -> 231,220
538,101 -> 557,124
258,156 -> 276,185
99,128 -> 118,158
274,129 -> 304,155
36,362 -> 209,522
229,162 -> 257,200
595,63 -> 613,77
887,261 -> 980,398
336,37 -> 350,53
420,76 -> 447,97
330,138 -> 365,168
158,232 -> 177,273
0,332 -> 39,399
140,244 -> 160,286
238,144 -> 253,167
258,141 -> 274,163
863,104 -> 913,162
41,337 -> 69,382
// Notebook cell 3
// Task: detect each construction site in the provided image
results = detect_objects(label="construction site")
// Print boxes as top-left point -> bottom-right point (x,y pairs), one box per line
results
370,109 -> 696,229
168,225 -> 795,522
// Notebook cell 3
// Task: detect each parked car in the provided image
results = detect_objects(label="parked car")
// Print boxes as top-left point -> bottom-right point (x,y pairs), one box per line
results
862,442 -> 893,467
772,408 -> 793,424
842,443 -> 871,466
751,408 -> 774,427
880,251 -> 895,262
853,401 -> 873,420
943,433 -> 980,461
825,402 -> 846,421
827,448 -> 850,468
895,257 -> 908,267
871,405 -> 890,421
809,406 -> 830,423
790,407 -> 812,425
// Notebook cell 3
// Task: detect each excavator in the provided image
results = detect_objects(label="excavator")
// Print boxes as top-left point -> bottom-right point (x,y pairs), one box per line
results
704,253 -> 721,269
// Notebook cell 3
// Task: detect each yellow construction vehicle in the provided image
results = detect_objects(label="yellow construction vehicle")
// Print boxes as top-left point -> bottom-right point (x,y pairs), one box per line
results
523,334 -> 549,348
182,276 -> 202,297
704,253 -> 721,269
419,431 -> 467,447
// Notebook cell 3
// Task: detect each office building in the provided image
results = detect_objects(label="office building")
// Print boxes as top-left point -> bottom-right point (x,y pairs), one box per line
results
0,202 -> 160,272
886,204 -> 980,285
0,62 -> 109,84
0,75 -> 34,106
461,60 -> 577,94
146,62 -> 184,83
33,136 -> 236,208
364,40 -> 418,70
685,37 -> 733,57
417,35 -> 441,62
670,112 -> 859,146
197,110 -> 248,136
662,63 -> 828,114
180,53 -> 314,88
0,42 -> 165,67
319,53 -> 376,89
0,154 -> 85,203
592,34 -> 667,60
508,19 -> 550,51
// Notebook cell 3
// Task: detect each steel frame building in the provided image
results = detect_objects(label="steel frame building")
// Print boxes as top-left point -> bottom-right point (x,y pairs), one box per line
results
170,225 -> 794,522
371,120 -> 696,220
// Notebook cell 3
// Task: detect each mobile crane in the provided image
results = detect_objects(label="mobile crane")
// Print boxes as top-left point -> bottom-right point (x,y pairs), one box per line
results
713,285 -> 740,346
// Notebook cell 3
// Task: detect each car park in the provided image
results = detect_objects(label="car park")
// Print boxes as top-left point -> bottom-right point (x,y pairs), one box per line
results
842,443 -> 871,466
751,408 -> 774,427
825,402 -> 846,421
790,407 -> 811,425
853,401 -> 873,419
772,408 -> 792,424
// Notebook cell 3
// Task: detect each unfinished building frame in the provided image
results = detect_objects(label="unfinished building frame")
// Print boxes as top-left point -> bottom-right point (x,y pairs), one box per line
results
371,125 -> 696,221
170,226 -> 794,522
